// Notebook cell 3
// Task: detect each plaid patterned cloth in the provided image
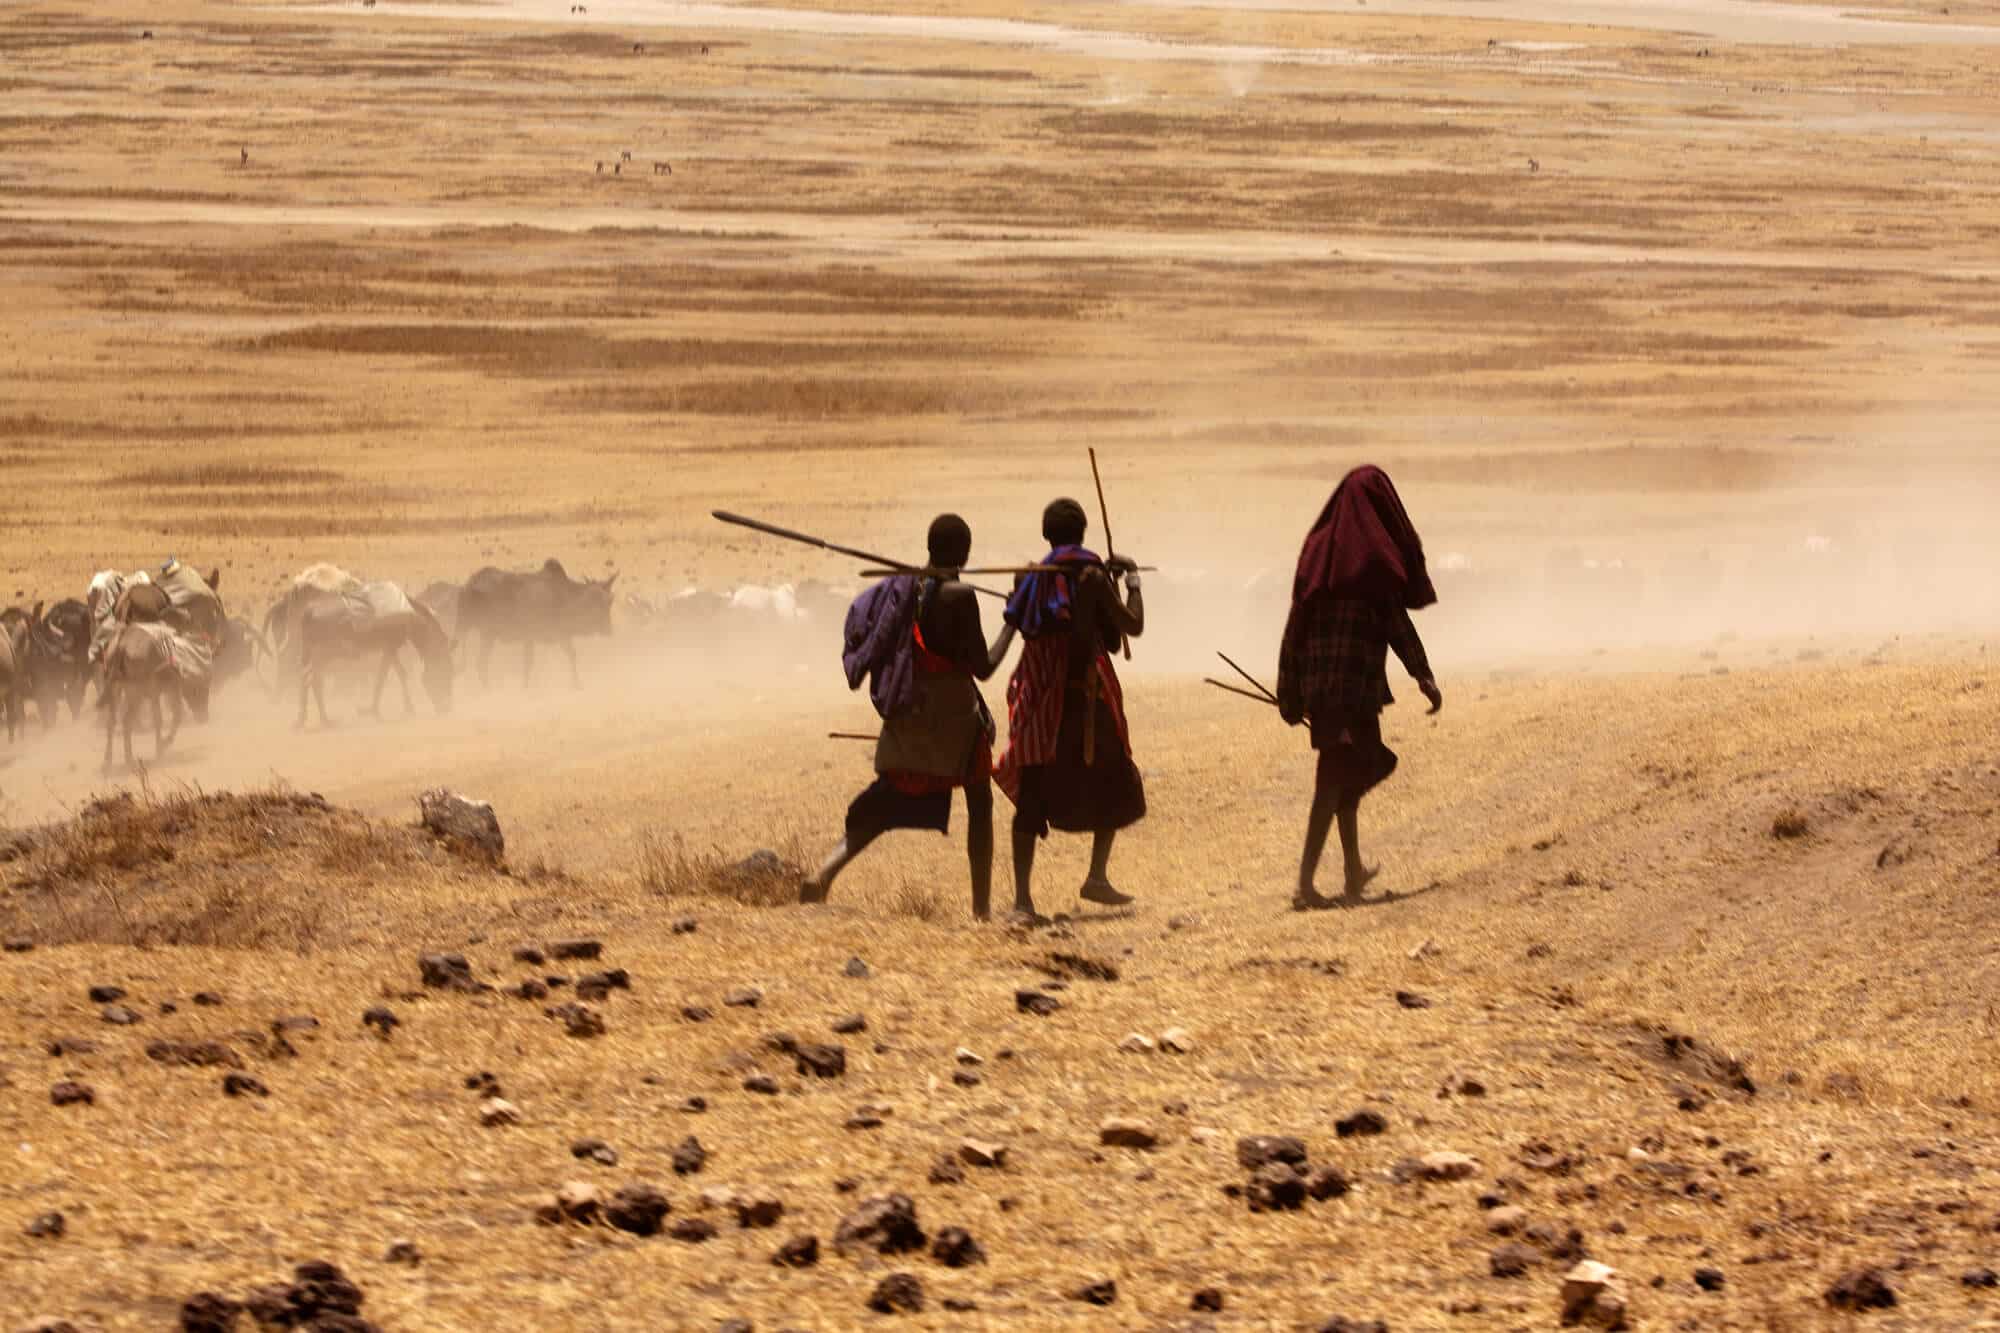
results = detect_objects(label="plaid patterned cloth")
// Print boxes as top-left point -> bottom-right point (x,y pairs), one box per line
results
993,635 -> 1130,804
1276,596 -> 1431,722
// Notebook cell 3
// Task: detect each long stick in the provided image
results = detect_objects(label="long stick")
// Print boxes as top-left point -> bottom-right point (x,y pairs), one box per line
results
1204,678 -> 1279,707
1088,447 -> 1133,661
713,510 -> 1006,600
1216,651 -> 1279,704
828,731 -> 878,741
859,564 -> 1158,579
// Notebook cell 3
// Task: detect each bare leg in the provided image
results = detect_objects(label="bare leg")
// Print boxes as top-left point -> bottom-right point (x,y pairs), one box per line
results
1079,829 -> 1132,906
313,669 -> 332,727
392,654 -> 412,714
800,826 -> 880,903
1010,827 -> 1041,920
965,781 -> 994,919
162,684 -> 183,753
1337,796 -> 1378,899
1297,772 -> 1339,905
366,650 -> 393,716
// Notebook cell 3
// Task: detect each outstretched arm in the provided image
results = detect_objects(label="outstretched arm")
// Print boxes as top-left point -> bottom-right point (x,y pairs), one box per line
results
1386,607 -> 1441,713
1094,562 -> 1144,639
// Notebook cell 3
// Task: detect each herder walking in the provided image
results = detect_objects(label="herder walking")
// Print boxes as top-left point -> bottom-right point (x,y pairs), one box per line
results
995,498 -> 1145,923
1277,466 -> 1442,910
802,515 -> 1012,918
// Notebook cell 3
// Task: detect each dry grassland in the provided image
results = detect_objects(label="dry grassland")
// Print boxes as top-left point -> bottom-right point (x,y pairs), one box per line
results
4,0 -> 2000,1326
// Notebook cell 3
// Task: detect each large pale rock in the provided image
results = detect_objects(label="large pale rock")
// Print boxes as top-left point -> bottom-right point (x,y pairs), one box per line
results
418,788 -> 503,861
1560,1260 -> 1629,1329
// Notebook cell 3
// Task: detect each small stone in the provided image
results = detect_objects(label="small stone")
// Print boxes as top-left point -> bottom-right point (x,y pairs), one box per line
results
361,1006 -> 399,1035
575,970 -> 630,1002
1236,1135 -> 1309,1171
417,952 -> 477,990
1316,1320 -> 1388,1333
959,1139 -> 1007,1169
2,938 -> 33,953
1825,1268 -> 1896,1310
512,979 -> 549,1000
764,1031 -> 800,1054
952,1069 -> 982,1088
1560,1260 -> 1629,1330
555,1181 -> 603,1223
147,1039 -> 241,1068
941,1298 -> 979,1313
222,1072 -> 269,1098
88,985 -> 126,1003
1068,1278 -> 1117,1306
1248,1162 -> 1307,1212
1457,1075 -> 1487,1097
384,1239 -> 421,1265
1119,1032 -> 1155,1054
479,1096 -> 521,1127
1491,1242 -> 1539,1278
832,1013 -> 867,1035
834,1193 -> 925,1254
549,1002 -> 606,1038
671,915 -> 698,935
734,1192 -> 785,1229
795,1043 -> 845,1078
929,1155 -> 966,1185
680,1096 -> 708,1113
572,1137 -> 620,1167
1192,1287 -> 1225,1312
743,1074 -> 780,1095
100,1005 -> 141,1026
681,1005 -> 712,1023
671,1136 -> 706,1175
847,1109 -> 887,1132
931,1225 -> 986,1267
772,1234 -> 819,1268
1336,1108 -> 1388,1138
49,1081 -> 94,1107
1306,1165 -> 1351,1201
868,1273 -> 924,1315
1160,1027 -> 1195,1053
1694,1267 -> 1725,1292
1015,988 -> 1060,1016
45,1038 -> 96,1057
1395,989 -> 1432,1009
512,946 -> 546,966
954,1047 -> 983,1066
1099,1117 -> 1158,1149
723,986 -> 763,1008
1486,1205 -> 1530,1235
607,1183 -> 672,1236
25,1211 -> 65,1239
668,1217 -> 717,1243
843,957 -> 869,978
549,939 -> 602,960
179,1293 -> 244,1333
1962,1268 -> 1998,1288
1420,1150 -> 1479,1182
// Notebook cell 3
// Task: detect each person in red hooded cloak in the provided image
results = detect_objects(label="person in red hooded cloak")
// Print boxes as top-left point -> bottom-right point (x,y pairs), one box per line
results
1276,466 -> 1443,910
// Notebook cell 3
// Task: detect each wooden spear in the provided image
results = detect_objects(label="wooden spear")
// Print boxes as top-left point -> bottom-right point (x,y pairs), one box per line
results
1088,447 -> 1133,661
712,510 -> 1007,600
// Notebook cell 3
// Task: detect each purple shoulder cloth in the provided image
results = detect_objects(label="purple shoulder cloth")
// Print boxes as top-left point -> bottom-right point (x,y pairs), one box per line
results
842,575 -> 919,720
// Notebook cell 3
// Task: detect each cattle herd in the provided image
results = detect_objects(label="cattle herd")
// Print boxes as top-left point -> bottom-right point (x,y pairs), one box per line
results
0,557 -> 618,770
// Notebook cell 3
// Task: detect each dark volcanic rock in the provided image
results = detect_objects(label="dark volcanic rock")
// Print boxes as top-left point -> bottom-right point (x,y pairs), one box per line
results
1015,988 -> 1061,1016
606,1183 -> 672,1236
772,1234 -> 820,1268
1962,1268 -> 1998,1289
512,946 -> 547,966
668,1217 -> 717,1243
1695,1266 -> 1726,1292
1236,1135 -> 1309,1171
361,1006 -> 399,1036
1336,1108 -> 1388,1138
179,1292 -> 243,1333
832,1013 -> 867,1035
49,1081 -> 94,1107
1825,1268 -> 1897,1310
25,1210 -> 66,1239
222,1072 -> 269,1098
670,915 -> 698,935
743,1074 -> 780,1096
100,1005 -> 141,1026
1069,1278 -> 1117,1306
1395,990 -> 1432,1009
1306,1165 -> 1352,1201
671,1136 -> 707,1175
417,953 -> 477,991
1316,1320 -> 1389,1333
549,939 -> 602,961
87,985 -> 126,1004
45,1037 -> 96,1057
383,1240 -> 421,1266
868,1273 -> 924,1315
843,956 -> 869,978
1192,1287 -> 1225,1312
572,1137 -> 619,1167
682,1005 -> 713,1023
147,1040 -> 241,1069
929,1155 -> 966,1186
1490,1243 -> 1538,1278
834,1193 -> 925,1255
1247,1163 -> 1307,1213
549,1002 -> 606,1038
734,1192 -> 786,1229
931,1226 -> 987,1268
795,1043 -> 846,1078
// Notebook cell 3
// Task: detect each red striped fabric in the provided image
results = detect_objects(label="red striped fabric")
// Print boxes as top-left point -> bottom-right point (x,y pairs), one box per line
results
994,637 -> 1132,803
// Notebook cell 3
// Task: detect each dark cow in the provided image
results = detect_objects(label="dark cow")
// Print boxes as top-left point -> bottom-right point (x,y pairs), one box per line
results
18,598 -> 93,724
457,559 -> 616,688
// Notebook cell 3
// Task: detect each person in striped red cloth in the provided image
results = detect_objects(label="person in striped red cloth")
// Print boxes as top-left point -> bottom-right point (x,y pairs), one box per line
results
1276,466 -> 1443,911
995,498 -> 1145,924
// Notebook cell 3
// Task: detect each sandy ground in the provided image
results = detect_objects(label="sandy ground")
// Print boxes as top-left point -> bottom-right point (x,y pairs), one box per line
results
3,0 -> 2000,1327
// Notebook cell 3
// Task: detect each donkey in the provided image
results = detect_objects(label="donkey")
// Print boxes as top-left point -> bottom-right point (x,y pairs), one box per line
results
99,623 -> 193,770
295,592 -> 453,729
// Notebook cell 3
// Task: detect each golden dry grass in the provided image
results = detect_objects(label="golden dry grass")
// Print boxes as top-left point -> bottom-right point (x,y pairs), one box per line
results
4,0 -> 2000,1326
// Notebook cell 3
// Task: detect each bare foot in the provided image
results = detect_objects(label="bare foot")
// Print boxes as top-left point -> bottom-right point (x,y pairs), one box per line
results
1079,878 -> 1134,907
1342,864 -> 1381,901
1292,886 -> 1339,912
797,879 -> 828,905
1005,907 -> 1048,929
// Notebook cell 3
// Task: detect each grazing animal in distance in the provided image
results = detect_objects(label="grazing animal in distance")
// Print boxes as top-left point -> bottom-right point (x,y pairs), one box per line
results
99,623 -> 206,769
1528,157 -> 1539,172
633,42 -> 644,52
456,559 -> 616,689
295,585 -> 452,729
597,161 -> 604,173
614,162 -> 621,175
621,150 -> 632,161
142,29 -> 154,38
654,161 -> 672,175
240,146 -> 248,167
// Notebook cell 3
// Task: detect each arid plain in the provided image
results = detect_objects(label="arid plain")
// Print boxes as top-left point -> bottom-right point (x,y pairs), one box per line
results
4,0 -> 2000,1326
